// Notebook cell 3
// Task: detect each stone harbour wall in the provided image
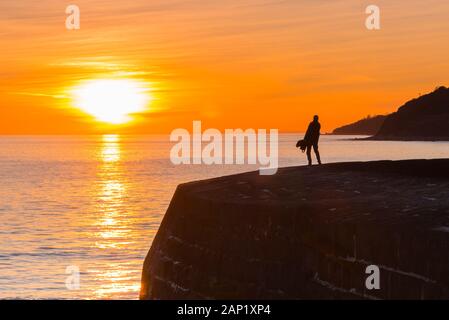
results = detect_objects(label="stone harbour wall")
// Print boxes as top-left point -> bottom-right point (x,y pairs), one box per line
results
140,160 -> 449,300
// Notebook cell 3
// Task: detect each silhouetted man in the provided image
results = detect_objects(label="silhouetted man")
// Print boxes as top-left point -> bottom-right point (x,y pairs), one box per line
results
304,115 -> 322,166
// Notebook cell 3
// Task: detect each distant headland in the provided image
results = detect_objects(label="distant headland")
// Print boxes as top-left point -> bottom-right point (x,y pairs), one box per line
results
332,86 -> 449,141
331,115 -> 387,135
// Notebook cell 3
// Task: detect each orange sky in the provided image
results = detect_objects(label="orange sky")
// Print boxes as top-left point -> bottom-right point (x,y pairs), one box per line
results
1,0 -> 449,134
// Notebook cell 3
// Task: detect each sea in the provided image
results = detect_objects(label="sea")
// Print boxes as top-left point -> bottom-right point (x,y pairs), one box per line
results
1,134 -> 449,299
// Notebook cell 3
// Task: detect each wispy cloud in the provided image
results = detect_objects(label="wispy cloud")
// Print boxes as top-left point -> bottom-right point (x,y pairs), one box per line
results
10,92 -> 67,99
1,0 -> 449,133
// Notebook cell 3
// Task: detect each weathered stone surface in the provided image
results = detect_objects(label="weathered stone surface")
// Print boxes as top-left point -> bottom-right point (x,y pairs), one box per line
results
140,159 -> 449,300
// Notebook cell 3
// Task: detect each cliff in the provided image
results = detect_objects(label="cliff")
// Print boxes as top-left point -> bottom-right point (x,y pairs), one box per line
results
373,86 -> 449,140
332,115 -> 387,135
141,159 -> 449,300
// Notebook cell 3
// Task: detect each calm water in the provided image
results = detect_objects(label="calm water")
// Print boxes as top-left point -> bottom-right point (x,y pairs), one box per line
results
1,134 -> 449,299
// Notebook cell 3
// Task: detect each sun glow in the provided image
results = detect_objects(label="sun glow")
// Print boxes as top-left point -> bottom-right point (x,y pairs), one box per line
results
72,79 -> 150,124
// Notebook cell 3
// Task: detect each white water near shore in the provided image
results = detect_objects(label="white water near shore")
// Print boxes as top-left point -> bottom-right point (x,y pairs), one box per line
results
1,134 -> 449,299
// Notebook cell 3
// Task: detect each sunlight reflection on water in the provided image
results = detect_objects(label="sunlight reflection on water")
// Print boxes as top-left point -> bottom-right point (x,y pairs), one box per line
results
93,135 -> 138,298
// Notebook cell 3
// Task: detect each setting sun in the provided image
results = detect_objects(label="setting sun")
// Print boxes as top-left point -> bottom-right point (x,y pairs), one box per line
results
71,79 -> 151,124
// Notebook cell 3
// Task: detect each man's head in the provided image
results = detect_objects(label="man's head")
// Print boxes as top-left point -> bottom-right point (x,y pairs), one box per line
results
313,115 -> 319,122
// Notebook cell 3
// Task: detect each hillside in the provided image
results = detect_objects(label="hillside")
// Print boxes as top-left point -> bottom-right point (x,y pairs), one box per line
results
374,86 -> 449,140
332,115 -> 387,135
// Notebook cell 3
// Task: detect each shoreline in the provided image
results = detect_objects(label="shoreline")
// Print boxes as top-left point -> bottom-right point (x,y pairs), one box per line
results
365,136 -> 449,142
326,133 -> 449,142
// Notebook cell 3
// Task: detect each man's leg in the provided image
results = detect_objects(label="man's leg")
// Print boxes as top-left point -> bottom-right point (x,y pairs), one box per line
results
313,143 -> 321,165
306,145 -> 312,166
